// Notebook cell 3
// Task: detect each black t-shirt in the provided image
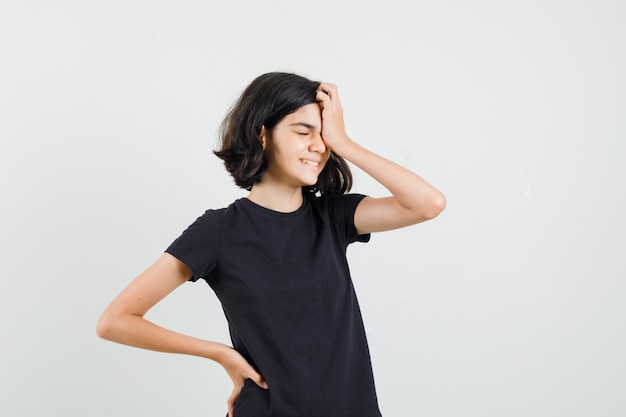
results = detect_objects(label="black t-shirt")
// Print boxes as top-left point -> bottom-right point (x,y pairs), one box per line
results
166,193 -> 382,417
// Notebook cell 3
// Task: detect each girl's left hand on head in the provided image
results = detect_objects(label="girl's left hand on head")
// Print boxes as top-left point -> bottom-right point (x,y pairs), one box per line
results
316,83 -> 350,152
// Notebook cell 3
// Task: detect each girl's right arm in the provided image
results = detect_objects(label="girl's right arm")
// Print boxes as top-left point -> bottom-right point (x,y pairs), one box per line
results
96,252 -> 267,416
96,252 -> 222,355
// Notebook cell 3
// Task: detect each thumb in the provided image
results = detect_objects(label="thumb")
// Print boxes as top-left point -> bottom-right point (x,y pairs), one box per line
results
249,371 -> 269,389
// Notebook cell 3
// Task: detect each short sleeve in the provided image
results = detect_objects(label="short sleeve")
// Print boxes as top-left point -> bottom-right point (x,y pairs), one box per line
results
327,193 -> 371,245
165,210 -> 219,281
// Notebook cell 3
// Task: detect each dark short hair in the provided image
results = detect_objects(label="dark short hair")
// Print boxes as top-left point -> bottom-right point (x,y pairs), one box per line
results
214,72 -> 352,196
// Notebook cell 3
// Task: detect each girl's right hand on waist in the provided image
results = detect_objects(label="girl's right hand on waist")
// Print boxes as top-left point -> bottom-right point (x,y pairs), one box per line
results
219,346 -> 268,417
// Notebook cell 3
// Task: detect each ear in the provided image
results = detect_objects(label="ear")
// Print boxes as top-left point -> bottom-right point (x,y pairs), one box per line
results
259,125 -> 267,150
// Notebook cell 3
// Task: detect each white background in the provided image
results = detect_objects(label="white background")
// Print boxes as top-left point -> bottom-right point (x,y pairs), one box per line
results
1,1 -> 625,416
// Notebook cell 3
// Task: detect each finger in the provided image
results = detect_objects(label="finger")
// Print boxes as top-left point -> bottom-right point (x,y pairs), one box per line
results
226,383 -> 243,417
317,85 -> 342,111
227,392 -> 236,417
316,90 -> 330,104
316,92 -> 330,110
317,83 -> 338,98
250,372 -> 269,389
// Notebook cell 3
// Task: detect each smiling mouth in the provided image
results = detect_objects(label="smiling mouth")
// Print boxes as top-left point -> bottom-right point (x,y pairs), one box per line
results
300,159 -> 319,167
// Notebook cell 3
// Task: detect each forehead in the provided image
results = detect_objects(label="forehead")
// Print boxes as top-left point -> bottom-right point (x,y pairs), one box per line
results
281,103 -> 322,129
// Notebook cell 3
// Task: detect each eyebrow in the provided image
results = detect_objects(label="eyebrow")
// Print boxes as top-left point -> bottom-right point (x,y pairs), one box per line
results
288,122 -> 320,131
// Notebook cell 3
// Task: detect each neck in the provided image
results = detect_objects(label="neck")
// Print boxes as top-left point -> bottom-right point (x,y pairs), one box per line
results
247,182 -> 304,213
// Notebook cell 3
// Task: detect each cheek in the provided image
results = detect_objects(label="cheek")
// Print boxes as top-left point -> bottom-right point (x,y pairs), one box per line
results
294,141 -> 309,153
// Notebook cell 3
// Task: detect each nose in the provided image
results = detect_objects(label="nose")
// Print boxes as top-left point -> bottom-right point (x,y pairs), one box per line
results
309,133 -> 326,153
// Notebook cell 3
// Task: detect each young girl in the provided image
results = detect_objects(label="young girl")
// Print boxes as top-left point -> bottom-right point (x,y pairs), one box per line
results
97,72 -> 446,417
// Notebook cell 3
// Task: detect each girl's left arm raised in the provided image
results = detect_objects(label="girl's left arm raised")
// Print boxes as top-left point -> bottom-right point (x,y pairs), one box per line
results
316,83 -> 446,234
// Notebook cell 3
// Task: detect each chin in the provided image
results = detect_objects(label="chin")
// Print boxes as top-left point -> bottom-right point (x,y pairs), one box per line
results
300,176 -> 319,187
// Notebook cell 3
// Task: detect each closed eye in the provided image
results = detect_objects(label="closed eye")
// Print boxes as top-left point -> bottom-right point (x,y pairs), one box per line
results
288,122 -> 320,135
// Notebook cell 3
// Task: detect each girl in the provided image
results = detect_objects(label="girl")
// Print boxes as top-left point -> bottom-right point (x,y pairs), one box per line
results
97,72 -> 446,417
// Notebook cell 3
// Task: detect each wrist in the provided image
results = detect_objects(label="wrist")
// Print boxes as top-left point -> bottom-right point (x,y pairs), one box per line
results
327,135 -> 353,156
212,342 -> 237,365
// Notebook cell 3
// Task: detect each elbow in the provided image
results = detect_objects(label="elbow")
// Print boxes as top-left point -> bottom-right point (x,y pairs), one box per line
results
96,311 -> 115,341
424,192 -> 446,221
